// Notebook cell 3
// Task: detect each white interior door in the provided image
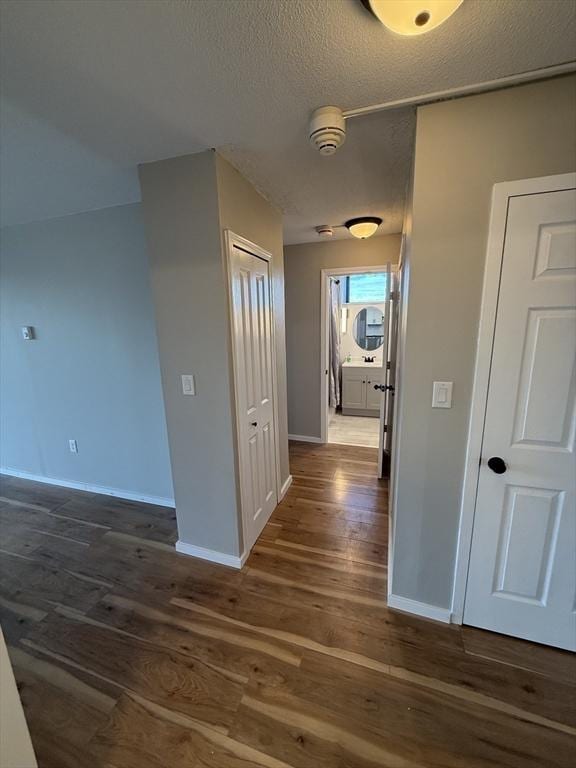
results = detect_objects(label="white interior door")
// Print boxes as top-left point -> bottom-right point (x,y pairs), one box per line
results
464,186 -> 576,650
230,244 -> 277,552
382,268 -> 399,476
377,264 -> 391,477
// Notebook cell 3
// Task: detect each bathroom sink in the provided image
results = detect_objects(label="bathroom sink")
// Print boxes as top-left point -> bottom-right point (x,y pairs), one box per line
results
342,360 -> 382,368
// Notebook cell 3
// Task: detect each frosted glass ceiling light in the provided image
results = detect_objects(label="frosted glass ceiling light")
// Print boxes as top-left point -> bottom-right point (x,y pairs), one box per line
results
345,217 -> 382,239
361,0 -> 464,36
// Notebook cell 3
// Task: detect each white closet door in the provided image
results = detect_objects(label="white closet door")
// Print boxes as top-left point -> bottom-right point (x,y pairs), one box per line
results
464,187 -> 576,650
230,245 -> 277,552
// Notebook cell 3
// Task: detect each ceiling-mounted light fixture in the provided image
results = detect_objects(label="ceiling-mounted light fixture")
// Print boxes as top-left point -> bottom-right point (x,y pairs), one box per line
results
345,217 -> 383,239
361,0 -> 463,36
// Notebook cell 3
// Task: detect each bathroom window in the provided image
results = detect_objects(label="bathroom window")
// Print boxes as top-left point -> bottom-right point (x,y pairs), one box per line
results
344,272 -> 387,303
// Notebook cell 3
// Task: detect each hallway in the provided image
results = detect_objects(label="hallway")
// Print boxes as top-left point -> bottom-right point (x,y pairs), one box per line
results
0,443 -> 574,767
262,440 -> 388,566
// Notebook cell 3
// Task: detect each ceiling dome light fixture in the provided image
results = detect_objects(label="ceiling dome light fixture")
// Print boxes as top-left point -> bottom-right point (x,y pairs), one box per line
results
361,0 -> 464,36
345,217 -> 383,239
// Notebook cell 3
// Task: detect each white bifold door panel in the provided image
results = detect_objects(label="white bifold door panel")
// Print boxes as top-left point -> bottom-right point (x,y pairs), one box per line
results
229,244 -> 278,553
464,187 -> 576,650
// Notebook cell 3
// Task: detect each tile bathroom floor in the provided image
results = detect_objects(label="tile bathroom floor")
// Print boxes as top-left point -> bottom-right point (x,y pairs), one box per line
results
328,410 -> 380,448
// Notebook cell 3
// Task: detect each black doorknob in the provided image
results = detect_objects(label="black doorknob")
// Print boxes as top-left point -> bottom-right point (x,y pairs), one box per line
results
374,384 -> 395,392
487,456 -> 507,474
250,421 -> 258,427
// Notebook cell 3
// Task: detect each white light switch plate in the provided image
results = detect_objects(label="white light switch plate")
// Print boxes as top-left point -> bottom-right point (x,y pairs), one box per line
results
432,381 -> 453,408
181,374 -> 196,396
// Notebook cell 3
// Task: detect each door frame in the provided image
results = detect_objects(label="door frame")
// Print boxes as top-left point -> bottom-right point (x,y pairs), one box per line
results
451,172 -> 576,624
224,230 -> 282,558
319,265 -> 396,445
387,235 -> 408,607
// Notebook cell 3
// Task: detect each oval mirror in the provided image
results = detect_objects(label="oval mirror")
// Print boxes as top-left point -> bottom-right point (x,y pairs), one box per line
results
353,306 -> 384,351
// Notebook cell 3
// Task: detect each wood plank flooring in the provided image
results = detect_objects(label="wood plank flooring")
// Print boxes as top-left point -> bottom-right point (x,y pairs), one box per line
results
1,442 -> 575,767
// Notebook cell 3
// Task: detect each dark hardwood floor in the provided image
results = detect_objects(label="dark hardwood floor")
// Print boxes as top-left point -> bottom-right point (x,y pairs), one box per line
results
1,441 -> 574,767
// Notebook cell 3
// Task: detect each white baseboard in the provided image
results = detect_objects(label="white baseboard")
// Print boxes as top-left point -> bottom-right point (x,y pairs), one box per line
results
175,539 -> 248,569
0,467 -> 175,508
387,593 -> 452,624
288,434 -> 323,444
279,474 -> 293,500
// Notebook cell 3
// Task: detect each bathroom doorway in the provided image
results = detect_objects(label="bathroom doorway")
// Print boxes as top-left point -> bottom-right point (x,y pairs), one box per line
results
320,265 -> 397,472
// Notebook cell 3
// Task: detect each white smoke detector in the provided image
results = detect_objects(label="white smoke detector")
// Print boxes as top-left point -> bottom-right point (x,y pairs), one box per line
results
309,106 -> 346,156
315,225 -> 334,237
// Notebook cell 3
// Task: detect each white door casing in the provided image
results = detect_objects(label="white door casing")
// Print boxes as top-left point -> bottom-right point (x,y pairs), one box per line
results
227,233 -> 279,555
387,236 -> 409,606
384,269 -> 400,459
319,266 -> 390,443
463,180 -> 576,650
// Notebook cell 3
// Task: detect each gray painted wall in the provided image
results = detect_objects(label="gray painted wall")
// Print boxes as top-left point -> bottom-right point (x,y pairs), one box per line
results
0,204 -> 173,501
139,151 -> 288,557
392,75 -> 576,610
139,151 -> 240,555
284,235 -> 401,439
215,154 -> 290,489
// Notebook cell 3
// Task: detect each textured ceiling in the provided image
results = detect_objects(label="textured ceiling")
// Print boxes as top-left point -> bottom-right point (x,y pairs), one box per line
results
1,0 -> 575,243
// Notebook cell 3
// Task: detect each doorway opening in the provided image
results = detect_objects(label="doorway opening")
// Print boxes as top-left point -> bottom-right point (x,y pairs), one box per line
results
320,265 -> 398,476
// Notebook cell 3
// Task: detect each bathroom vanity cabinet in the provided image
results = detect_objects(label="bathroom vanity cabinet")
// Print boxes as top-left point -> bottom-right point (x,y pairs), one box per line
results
341,363 -> 382,416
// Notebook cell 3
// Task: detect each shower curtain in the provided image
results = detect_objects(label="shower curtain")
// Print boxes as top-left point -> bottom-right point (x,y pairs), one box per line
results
329,278 -> 342,408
